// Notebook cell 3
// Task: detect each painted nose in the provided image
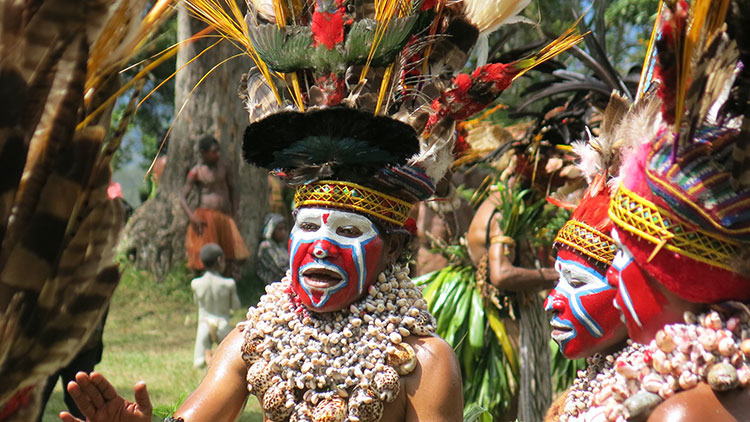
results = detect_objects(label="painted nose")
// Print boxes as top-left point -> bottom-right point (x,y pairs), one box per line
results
313,243 -> 328,258
544,290 -> 565,314
312,239 -> 338,259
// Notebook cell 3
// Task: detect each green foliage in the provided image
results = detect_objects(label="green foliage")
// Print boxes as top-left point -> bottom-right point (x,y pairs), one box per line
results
531,204 -> 571,249
113,11 -> 177,171
550,339 -> 587,393
463,404 -> 491,422
606,0 -> 660,27
492,179 -> 546,240
415,266 -> 518,420
153,391 -> 189,419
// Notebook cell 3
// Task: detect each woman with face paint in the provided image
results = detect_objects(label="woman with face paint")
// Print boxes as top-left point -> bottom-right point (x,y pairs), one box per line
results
563,2 -> 750,421
542,92 -> 635,422
59,0 -> 588,417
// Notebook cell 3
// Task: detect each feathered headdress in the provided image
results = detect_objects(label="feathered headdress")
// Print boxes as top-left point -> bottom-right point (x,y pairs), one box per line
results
551,91 -> 659,271
609,0 -> 750,303
185,0 -> 583,232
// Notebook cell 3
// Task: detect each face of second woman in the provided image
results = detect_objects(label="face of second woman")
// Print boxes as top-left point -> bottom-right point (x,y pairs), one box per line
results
545,250 -> 627,359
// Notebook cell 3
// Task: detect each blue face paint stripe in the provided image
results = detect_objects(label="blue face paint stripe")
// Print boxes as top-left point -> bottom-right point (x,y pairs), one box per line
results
552,316 -> 577,353
289,228 -> 378,308
612,253 -> 643,328
555,258 -> 610,337
298,261 -> 350,307
566,286 -> 608,337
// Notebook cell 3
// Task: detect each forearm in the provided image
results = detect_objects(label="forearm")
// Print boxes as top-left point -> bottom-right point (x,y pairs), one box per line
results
490,265 -> 555,292
174,329 -> 250,422
180,193 -> 193,218
488,243 -> 555,292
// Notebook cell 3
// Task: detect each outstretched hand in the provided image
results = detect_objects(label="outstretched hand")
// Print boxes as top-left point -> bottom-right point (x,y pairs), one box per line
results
60,372 -> 153,422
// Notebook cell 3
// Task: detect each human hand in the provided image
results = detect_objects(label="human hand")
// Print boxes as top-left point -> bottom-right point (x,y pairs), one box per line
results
189,215 -> 207,236
60,372 -> 152,422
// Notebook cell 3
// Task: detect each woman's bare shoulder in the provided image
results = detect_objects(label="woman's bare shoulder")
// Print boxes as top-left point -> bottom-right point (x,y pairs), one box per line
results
647,382 -> 750,422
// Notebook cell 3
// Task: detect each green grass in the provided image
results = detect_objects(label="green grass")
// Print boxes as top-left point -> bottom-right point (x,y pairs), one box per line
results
40,263 -> 266,421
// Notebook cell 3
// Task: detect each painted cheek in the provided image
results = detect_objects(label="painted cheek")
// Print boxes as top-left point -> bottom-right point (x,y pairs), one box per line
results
360,236 -> 384,290
613,260 -> 667,343
578,288 -> 620,339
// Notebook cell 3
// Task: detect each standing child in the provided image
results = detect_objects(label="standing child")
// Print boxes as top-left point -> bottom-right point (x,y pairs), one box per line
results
191,243 -> 241,368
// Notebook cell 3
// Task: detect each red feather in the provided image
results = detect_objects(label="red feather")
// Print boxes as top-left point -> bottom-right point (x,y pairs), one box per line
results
655,0 -> 689,125
425,63 -> 519,133
311,0 -> 345,50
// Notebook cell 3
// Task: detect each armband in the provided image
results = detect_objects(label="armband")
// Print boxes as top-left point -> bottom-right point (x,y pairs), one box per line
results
164,417 -> 185,422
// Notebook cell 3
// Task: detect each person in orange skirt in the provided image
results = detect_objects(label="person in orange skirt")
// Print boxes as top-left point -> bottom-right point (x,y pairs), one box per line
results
180,135 -> 249,278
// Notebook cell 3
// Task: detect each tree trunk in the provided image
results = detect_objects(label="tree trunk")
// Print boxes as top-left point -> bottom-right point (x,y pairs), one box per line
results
517,291 -> 552,422
121,4 -> 268,280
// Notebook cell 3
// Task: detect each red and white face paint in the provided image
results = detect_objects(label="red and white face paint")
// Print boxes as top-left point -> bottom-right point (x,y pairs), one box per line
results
607,229 -> 675,344
544,251 -> 626,359
290,208 -> 384,312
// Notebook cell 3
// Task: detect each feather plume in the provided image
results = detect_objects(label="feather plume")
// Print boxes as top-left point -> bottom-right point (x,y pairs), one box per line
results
575,91 -> 630,184
724,0 -> 750,189
462,0 -> 531,66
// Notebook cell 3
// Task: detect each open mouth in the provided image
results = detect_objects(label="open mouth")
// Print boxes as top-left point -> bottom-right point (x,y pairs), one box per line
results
549,318 -> 574,342
300,266 -> 345,290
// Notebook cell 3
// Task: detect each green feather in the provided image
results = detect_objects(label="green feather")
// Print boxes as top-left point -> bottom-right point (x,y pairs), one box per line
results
344,15 -> 420,66
248,24 -> 312,72
345,18 -> 377,63
310,45 -> 347,73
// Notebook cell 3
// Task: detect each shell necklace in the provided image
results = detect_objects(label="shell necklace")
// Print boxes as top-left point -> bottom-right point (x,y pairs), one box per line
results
238,262 -> 436,422
562,307 -> 750,422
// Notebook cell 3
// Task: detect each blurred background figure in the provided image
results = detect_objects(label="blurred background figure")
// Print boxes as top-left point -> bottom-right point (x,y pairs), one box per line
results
255,213 -> 290,284
181,135 -> 250,279
191,243 -> 241,368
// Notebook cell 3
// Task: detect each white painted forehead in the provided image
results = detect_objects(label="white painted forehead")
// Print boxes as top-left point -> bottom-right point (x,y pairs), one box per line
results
295,207 -> 376,228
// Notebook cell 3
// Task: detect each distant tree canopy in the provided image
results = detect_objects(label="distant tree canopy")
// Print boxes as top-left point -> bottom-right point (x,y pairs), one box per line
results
111,13 -> 177,174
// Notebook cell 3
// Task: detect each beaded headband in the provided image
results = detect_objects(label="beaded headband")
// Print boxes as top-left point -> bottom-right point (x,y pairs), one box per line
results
554,219 -> 617,267
608,183 -> 738,271
294,180 -> 413,227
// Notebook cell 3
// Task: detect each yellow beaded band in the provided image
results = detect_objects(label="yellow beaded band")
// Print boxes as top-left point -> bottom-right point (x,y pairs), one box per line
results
608,184 -> 738,271
554,219 -> 617,266
295,180 -> 413,226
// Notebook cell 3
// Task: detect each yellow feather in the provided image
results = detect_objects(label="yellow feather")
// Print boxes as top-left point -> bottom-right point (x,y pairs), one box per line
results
636,0 -> 664,101
184,0 -> 283,105
360,0 -> 406,81
512,18 -> 586,81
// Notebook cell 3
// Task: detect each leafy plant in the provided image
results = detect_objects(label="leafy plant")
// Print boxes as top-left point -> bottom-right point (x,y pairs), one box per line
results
416,265 -> 518,421
550,339 -> 586,393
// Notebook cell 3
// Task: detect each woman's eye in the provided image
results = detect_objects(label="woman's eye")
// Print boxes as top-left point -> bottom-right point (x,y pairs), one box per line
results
569,278 -> 586,288
299,222 -> 319,232
336,226 -> 362,238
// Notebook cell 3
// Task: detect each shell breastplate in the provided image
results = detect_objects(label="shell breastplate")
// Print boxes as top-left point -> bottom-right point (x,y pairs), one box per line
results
239,263 -> 436,422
